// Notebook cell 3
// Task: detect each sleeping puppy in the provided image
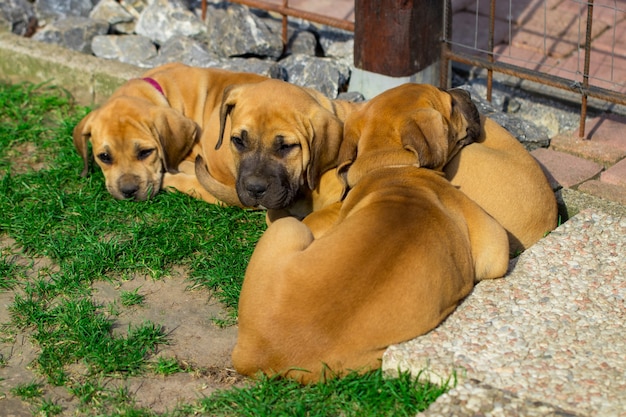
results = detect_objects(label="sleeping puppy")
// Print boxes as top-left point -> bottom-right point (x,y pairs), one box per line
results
232,83 -> 509,383
444,114 -> 558,255
72,62 -> 268,203
195,79 -> 363,220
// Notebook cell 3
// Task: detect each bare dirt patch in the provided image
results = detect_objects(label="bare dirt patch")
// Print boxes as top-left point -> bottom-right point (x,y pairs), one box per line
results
91,270 -> 246,412
0,236 -> 246,415
4,142 -> 48,175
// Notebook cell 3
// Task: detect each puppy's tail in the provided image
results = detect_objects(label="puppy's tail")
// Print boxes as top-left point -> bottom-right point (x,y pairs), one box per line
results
194,155 -> 244,207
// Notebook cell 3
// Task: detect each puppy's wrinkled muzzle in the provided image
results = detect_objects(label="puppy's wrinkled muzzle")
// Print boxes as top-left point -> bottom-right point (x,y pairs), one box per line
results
115,174 -> 153,201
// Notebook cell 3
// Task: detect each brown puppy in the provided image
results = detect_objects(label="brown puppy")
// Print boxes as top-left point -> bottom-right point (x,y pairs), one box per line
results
72,62 -> 268,202
232,83 -> 509,383
195,79 -> 363,220
444,114 -> 558,255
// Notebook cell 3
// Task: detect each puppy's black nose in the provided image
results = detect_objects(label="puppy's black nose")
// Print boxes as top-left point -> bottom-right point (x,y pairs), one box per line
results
120,184 -> 139,199
245,178 -> 268,199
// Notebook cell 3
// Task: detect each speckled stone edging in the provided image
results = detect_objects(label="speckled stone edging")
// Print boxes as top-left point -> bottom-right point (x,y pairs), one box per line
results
383,209 -> 626,417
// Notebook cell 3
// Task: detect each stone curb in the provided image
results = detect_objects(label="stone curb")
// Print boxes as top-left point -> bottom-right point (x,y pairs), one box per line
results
0,32 -> 143,106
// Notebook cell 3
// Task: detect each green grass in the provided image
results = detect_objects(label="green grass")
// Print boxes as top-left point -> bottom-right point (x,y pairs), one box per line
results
182,369 -> 449,417
10,381 -> 44,400
120,288 -> 146,307
0,80 -> 448,416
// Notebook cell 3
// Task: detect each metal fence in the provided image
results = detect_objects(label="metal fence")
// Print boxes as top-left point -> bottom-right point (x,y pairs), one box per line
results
203,0 -> 626,138
443,0 -> 626,137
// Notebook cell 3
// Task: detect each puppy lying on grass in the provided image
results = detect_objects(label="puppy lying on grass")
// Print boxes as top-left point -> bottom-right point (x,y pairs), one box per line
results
72,62 -> 268,202
232,84 -> 509,383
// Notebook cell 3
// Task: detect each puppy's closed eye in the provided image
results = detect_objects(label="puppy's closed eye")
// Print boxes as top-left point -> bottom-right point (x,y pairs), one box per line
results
275,136 -> 301,157
137,148 -> 155,160
231,130 -> 248,152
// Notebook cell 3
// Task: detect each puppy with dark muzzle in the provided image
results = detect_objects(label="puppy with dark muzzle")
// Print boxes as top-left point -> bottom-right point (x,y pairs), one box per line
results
195,79 -> 363,221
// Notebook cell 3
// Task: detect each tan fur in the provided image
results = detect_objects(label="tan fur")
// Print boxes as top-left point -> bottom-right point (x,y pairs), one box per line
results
233,83 -> 509,383
444,115 -> 558,255
194,79 -> 363,220
72,62 -> 268,202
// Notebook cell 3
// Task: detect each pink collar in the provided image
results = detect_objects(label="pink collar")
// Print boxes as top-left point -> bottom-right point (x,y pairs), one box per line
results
142,77 -> 164,95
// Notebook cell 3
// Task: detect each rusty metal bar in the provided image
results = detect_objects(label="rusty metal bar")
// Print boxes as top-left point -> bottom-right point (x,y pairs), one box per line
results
281,0 -> 288,47
486,0 -> 496,102
580,0 -> 594,138
444,49 -> 626,107
439,0 -> 452,89
220,0 -> 355,31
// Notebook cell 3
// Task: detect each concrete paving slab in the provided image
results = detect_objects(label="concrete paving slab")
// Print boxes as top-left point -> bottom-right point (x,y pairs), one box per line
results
600,157 -> 626,186
510,7 -> 608,58
531,147 -> 603,188
585,51 -> 626,93
584,113 -> 626,150
591,16 -> 626,56
451,12 -> 509,52
492,43 -> 563,71
578,179 -> 626,205
465,0 -> 547,25
550,132 -> 626,167
586,0 -> 626,27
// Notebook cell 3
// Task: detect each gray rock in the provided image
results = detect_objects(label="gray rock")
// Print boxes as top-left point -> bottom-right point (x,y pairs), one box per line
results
91,34 -> 157,67
112,20 -> 136,35
20,0 -> 358,98
32,16 -> 109,54
488,112 -> 551,150
145,35 -> 221,68
0,14 -> 9,33
259,14 -> 318,56
337,90 -> 365,102
287,29 -> 318,56
89,0 -> 134,26
206,3 -> 283,59
219,57 -> 287,80
0,0 -> 37,36
458,84 -> 551,151
35,0 -> 97,24
135,0 -> 206,45
280,53 -> 350,98
317,27 -> 353,56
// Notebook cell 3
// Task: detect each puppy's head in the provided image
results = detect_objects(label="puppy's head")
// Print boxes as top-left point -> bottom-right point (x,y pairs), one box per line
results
215,79 -> 343,209
72,96 -> 198,201
339,84 -> 480,187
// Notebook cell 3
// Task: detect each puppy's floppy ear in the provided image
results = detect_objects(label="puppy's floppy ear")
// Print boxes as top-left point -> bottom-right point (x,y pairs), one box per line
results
335,117 -> 360,189
304,109 -> 343,191
448,88 -> 481,144
401,108 -> 448,170
72,112 -> 95,177
216,84 -> 242,150
150,107 -> 199,172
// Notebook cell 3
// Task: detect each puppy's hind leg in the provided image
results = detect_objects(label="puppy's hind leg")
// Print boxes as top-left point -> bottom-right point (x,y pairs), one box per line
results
234,217 -> 315,379
250,217 -> 315,266
461,201 -> 510,281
